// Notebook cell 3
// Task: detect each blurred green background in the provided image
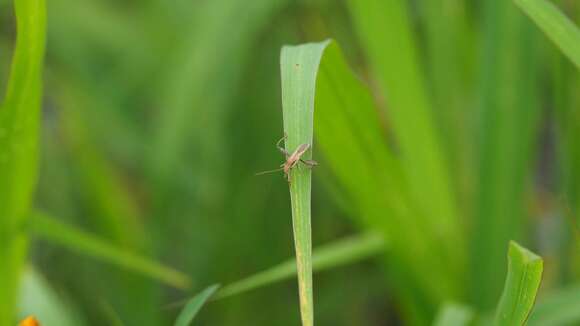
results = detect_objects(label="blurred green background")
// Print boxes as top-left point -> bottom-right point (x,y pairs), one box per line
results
1,0 -> 579,325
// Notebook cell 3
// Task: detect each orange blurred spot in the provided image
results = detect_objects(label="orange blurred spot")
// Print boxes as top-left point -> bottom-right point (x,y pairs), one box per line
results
19,316 -> 40,326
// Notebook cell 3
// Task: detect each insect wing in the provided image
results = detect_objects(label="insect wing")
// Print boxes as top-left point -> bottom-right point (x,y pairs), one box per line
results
289,143 -> 310,162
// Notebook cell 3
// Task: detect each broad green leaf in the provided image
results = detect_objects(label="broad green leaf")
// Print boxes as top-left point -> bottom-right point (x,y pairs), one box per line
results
214,232 -> 385,300
18,267 -> 87,326
30,212 -> 191,290
345,0 -> 464,274
280,41 -> 327,326
528,284 -> 580,326
174,285 -> 219,326
0,0 -> 46,323
471,0 -> 542,309
515,0 -> 580,68
433,303 -> 474,326
494,241 -> 543,326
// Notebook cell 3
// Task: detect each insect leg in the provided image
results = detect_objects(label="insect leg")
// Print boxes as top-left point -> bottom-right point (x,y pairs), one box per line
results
276,133 -> 290,157
300,159 -> 318,167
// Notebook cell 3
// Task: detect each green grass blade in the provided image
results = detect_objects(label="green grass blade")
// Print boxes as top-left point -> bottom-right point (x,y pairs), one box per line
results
527,284 -> 580,326
214,232 -> 385,300
345,0 -> 463,268
280,41 -> 329,326
494,241 -> 543,326
515,0 -> 580,68
174,285 -> 219,326
472,0 -> 542,309
432,303 -> 474,326
18,267 -> 87,326
0,0 -> 46,323
30,211 -> 191,290
282,39 -> 456,323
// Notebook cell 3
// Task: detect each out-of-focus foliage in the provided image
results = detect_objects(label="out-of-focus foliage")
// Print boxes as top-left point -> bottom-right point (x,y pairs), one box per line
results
528,283 -> 580,325
31,212 -> 191,289
18,267 -> 87,326
0,0 -> 46,324
432,303 -> 473,326
1,0 -> 580,324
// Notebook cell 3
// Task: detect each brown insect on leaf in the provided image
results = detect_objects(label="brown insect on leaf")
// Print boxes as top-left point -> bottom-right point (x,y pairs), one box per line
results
256,134 -> 317,182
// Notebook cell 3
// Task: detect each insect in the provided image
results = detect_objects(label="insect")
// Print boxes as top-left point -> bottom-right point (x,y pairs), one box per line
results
256,134 -> 317,182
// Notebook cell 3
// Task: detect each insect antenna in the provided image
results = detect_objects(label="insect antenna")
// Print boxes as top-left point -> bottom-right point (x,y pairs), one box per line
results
255,167 -> 284,176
